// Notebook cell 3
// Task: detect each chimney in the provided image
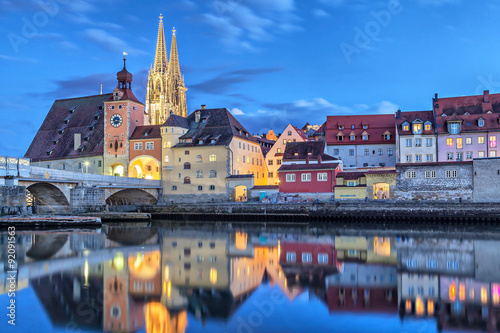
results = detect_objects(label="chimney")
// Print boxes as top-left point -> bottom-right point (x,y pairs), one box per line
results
484,90 -> 490,103
195,110 -> 201,122
74,133 -> 81,150
396,109 -> 401,120
434,93 -> 438,101
317,155 -> 322,164
306,156 -> 309,164
201,104 -> 206,109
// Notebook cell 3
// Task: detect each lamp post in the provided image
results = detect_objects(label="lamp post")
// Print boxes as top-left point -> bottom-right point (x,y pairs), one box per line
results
84,161 -> 89,174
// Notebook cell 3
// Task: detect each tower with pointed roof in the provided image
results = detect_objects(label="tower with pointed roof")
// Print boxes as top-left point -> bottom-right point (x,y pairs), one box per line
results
145,14 -> 188,126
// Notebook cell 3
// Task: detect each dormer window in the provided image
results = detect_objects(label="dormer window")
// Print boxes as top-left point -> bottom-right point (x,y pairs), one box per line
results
362,135 -> 368,141
413,123 -> 422,134
487,111 -> 493,114
363,125 -> 368,130
402,122 -> 409,131
337,133 -> 344,141
464,112 -> 470,115
424,122 -> 432,131
478,118 -> 485,127
69,106 -> 76,113
211,139 -> 216,144
350,134 -> 356,141
448,122 -> 461,134
199,140 -> 203,144
351,125 -> 355,130
338,125 -> 344,130
294,153 -> 298,156
384,134 -> 391,140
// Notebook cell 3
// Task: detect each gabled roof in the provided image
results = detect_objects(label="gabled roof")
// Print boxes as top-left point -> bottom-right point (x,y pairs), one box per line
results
313,122 -> 326,137
175,108 -> 257,147
396,110 -> 435,135
325,114 -> 396,145
163,114 -> 189,128
282,141 -> 337,161
25,94 -> 113,161
130,125 -> 161,140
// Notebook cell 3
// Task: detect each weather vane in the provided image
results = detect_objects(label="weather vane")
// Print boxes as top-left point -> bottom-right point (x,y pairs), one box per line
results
123,51 -> 128,60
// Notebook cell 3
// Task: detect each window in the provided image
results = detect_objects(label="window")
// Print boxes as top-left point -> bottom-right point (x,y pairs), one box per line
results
209,170 -> 217,178
447,153 -> 453,161
134,142 -> 143,150
347,181 -> 358,187
466,137 -> 472,145
301,173 -> 311,182
317,173 -> 328,181
209,256 -> 216,263
197,185 -> 203,191
196,155 -> 203,163
171,185 -> 177,191
268,159 -> 273,166
406,139 -> 412,147
283,139 -> 287,144
196,170 -> 204,178
424,123 -> 432,131
406,155 -> 412,162
378,148 -> 383,155
331,149 -> 339,156
337,135 -> 344,141
350,134 -> 356,141
415,139 -> 422,147
388,148 -> 393,156
277,159 -> 282,165
209,154 -> 216,162
362,135 -> 368,141
185,150 -> 190,155
183,177 -> 191,184
288,130 -> 292,136
456,152 -> 463,161
413,123 -> 422,134
425,170 -> 436,178
384,134 -> 391,140
415,154 -> 422,162
466,151 -> 473,160
209,185 -> 215,190
403,124 -> 409,131
449,122 -> 461,134
286,252 -> 296,263
406,171 -> 416,179
478,136 -> 485,144
478,118 -> 485,127
184,162 -> 191,169
349,149 -> 355,156
243,156 -> 246,163
364,149 -> 369,155
268,172 -> 273,178
426,138 -> 432,147
426,154 -> 433,162
277,148 -> 281,153
286,174 -> 296,182
479,151 -> 485,158
457,138 -> 463,149
145,142 -> 154,150
447,138 -> 453,146
446,170 -> 458,178
490,136 -> 497,148
302,253 -> 312,263
318,253 -> 328,264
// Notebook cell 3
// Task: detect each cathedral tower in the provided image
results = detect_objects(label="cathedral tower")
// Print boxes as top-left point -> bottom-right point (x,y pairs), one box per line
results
145,14 -> 188,125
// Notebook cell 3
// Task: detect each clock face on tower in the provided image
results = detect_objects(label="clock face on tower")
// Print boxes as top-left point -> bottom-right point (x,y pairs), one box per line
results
110,114 -> 123,127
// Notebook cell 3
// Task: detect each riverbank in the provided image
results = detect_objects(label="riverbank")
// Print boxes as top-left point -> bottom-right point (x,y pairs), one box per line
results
0,215 -> 101,229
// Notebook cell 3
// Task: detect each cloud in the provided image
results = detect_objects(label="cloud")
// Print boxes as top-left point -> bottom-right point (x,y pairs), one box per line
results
82,29 -> 146,55
0,54 -> 38,63
190,67 -> 283,94
231,107 -> 245,115
312,8 -> 330,17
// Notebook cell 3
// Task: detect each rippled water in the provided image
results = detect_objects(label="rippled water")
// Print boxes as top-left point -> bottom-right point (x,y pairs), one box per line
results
0,223 -> 499,333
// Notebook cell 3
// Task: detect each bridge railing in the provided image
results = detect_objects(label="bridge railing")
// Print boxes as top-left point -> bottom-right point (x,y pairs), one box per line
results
29,166 -> 161,187
0,157 -> 30,177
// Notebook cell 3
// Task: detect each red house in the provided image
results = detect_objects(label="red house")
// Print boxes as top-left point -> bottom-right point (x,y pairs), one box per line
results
278,141 -> 342,194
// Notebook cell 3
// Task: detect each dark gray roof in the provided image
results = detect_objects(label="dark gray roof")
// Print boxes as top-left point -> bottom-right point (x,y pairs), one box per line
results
163,114 -> 189,129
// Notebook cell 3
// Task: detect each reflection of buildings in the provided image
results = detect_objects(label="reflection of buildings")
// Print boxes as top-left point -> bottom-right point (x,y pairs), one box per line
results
335,236 -> 367,262
326,263 -> 398,314
367,237 -> 397,265
398,273 -> 439,319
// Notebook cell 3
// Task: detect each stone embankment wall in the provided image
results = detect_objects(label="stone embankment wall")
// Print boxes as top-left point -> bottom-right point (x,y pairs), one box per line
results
0,186 -> 30,215
70,186 -> 106,213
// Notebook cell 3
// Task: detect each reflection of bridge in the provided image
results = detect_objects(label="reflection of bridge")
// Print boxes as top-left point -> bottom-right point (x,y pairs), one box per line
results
1,157 -> 162,213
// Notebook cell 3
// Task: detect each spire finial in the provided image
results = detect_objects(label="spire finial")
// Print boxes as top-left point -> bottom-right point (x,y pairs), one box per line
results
122,51 -> 128,67
159,13 -> 163,21
172,27 -> 176,36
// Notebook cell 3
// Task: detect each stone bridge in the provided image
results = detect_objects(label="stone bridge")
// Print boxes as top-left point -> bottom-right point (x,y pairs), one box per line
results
1,157 -> 162,213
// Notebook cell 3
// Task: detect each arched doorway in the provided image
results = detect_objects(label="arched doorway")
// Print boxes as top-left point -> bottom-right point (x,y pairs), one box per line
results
235,185 -> 247,202
373,183 -> 390,200
111,164 -> 124,177
129,156 -> 160,180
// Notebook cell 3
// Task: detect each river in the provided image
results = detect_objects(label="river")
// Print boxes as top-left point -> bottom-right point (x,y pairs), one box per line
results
0,222 -> 499,333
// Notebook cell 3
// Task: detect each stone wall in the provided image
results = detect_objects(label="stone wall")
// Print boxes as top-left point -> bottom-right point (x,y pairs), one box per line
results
0,185 -> 28,215
162,193 -> 229,204
473,158 -> 500,202
394,162 -> 473,201
70,186 -> 106,212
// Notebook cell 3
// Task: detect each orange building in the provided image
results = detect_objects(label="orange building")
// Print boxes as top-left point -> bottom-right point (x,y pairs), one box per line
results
129,126 -> 162,179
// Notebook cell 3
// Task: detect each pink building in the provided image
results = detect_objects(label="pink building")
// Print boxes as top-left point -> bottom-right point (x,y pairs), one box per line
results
435,90 -> 500,162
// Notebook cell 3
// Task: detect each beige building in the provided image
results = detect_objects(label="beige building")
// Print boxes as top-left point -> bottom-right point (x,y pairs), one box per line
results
161,107 -> 267,202
265,124 -> 309,185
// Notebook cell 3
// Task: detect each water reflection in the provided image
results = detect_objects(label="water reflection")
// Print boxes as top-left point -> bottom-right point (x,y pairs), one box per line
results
0,227 -> 500,332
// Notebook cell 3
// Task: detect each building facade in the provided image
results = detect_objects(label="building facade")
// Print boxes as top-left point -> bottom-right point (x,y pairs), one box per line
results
396,110 -> 437,163
325,114 -> 396,168
145,14 -> 188,125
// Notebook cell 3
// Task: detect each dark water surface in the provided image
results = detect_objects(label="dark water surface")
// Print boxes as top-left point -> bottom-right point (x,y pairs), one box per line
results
1,222 -> 499,333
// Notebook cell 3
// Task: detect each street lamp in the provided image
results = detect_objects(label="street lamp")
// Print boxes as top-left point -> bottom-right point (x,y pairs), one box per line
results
84,161 -> 89,174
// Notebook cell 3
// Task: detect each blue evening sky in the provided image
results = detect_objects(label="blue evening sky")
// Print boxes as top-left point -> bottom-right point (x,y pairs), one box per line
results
1,0 -> 499,157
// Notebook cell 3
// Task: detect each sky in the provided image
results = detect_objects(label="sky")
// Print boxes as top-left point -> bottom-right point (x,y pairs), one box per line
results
2,0 -> 500,157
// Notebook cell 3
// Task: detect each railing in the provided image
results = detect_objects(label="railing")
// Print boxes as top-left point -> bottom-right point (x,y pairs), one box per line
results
28,166 -> 161,187
0,156 -> 30,177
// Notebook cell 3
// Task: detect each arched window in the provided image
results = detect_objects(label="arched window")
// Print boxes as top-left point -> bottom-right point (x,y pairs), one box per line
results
196,170 -> 204,178
209,170 -> 217,178
183,177 -> 191,184
196,155 -> 203,163
184,162 -> 191,169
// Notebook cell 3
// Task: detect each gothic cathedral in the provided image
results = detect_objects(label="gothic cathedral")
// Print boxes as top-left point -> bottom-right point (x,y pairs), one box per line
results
145,14 -> 188,125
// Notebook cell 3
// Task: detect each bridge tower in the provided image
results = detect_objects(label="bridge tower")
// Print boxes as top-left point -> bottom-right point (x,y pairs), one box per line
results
103,54 -> 145,177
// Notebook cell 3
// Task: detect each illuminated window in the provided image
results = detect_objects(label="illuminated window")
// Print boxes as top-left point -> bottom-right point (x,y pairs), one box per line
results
478,136 -> 485,144
449,282 -> 456,302
416,297 -> 424,316
196,155 -> 203,163
427,300 -> 434,316
491,151 -> 497,157
457,138 -> 463,149
479,151 -> 485,158
403,124 -> 409,131
424,123 -> 432,131
490,136 -> 497,148
465,137 -> 471,145
481,287 -> 488,304
492,284 -> 500,305
459,283 -> 465,301
447,138 -> 453,146
405,300 -> 412,313
413,123 -> 422,134
209,154 -> 216,162
210,268 -> 217,284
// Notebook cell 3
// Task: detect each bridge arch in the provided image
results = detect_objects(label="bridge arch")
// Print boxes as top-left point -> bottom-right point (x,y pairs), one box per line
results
105,188 -> 158,205
26,182 -> 70,212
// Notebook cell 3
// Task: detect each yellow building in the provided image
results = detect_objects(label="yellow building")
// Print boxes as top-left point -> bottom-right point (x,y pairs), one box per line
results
161,107 -> 267,202
335,236 -> 368,261
265,124 -> 310,185
334,171 -> 367,200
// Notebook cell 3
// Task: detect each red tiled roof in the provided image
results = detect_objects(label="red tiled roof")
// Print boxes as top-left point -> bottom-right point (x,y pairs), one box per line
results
396,161 -> 472,167
435,112 -> 500,134
130,125 -> 161,140
278,162 -> 340,172
325,114 -> 396,145
25,94 -> 112,161
396,110 -> 435,135
293,126 -> 310,141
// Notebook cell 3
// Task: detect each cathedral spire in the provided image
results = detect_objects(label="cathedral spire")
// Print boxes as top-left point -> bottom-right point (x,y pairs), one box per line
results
168,27 -> 182,82
153,14 -> 168,74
